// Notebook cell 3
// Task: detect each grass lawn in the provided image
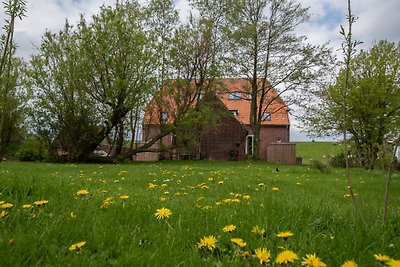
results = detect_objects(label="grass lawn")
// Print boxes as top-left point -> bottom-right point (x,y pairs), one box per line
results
0,161 -> 399,266
295,142 -> 343,165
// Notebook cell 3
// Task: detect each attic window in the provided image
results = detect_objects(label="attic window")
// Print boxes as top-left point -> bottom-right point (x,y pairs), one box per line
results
263,112 -> 271,121
228,92 -> 241,100
230,110 -> 239,117
161,112 -> 168,122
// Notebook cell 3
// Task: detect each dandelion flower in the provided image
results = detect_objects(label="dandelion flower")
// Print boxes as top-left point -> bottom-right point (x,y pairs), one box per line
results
76,189 -> 89,196
272,187 -> 279,191
33,200 -> 48,206
118,195 -> 129,199
223,224 -> 236,233
159,197 -> 167,202
251,225 -> 266,236
242,251 -> 251,258
22,204 -> 32,209
342,260 -> 358,267
154,207 -> 172,219
388,260 -> 400,267
0,210 -> 8,218
301,253 -> 327,267
197,235 -> 217,251
275,250 -> 298,265
0,203 -> 13,209
374,254 -> 392,263
277,231 -> 294,239
231,238 -> 247,248
255,248 -> 271,264
69,241 -> 86,251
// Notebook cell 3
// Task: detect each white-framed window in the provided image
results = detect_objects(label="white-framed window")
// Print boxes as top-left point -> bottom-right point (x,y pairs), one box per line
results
160,112 -> 168,122
228,92 -> 242,100
246,135 -> 254,156
195,93 -> 203,101
263,112 -> 271,121
230,110 -> 239,117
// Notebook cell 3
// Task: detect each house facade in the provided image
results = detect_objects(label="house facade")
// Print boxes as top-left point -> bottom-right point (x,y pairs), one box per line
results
137,78 -> 292,162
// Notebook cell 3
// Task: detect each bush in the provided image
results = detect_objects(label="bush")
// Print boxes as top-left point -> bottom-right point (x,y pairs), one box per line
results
309,159 -> 331,173
16,138 -> 47,161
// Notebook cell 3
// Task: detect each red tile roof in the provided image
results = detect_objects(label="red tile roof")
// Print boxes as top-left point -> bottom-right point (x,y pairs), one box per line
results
144,78 -> 290,126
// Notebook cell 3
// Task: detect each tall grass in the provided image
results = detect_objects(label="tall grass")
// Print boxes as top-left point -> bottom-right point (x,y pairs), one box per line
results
0,161 -> 399,266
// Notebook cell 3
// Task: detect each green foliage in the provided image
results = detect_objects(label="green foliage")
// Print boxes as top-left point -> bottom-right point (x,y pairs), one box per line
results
309,159 -> 331,173
304,40 -> 400,169
0,0 -> 27,156
27,2 -> 157,162
16,136 -> 47,161
0,162 -> 399,266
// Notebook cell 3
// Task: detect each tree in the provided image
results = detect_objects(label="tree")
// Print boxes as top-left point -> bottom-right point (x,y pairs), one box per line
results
28,1 -> 159,162
0,0 -> 26,157
303,40 -> 400,169
221,0 -> 333,160
133,12 -> 225,160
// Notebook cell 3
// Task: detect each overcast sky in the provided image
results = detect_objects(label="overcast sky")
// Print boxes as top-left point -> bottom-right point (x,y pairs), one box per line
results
3,0 -> 400,141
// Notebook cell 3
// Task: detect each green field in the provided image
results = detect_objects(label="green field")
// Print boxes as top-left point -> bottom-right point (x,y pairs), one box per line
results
1,161 -> 399,266
295,142 -> 343,165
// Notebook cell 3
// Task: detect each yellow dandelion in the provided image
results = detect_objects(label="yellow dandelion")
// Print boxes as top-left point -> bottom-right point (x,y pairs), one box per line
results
342,260 -> 358,267
0,210 -> 8,218
118,195 -> 129,199
161,183 -> 168,187
374,254 -> 392,263
76,189 -> 89,196
69,241 -> 86,251
70,212 -> 77,218
0,201 -> 4,205
33,200 -> 48,206
218,181 -> 224,185
159,197 -> 167,202
242,251 -> 251,258
301,253 -> 327,267
255,248 -> 271,264
251,225 -> 266,236
0,203 -> 13,209
223,224 -> 237,233
277,231 -> 294,239
232,198 -> 241,203
389,260 -> 400,267
231,238 -> 247,248
154,207 -> 172,219
272,187 -> 279,191
243,195 -> 251,199
22,204 -> 32,209
197,235 -> 217,251
275,250 -> 298,265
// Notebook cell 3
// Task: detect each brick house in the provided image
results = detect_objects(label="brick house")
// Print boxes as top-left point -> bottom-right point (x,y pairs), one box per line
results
137,78 -> 292,162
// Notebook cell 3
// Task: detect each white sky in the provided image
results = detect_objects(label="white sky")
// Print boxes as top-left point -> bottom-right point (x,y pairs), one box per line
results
3,0 -> 400,141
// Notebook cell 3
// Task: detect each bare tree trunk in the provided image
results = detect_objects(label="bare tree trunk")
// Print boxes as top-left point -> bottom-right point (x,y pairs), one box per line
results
342,0 -> 366,226
382,136 -> 400,224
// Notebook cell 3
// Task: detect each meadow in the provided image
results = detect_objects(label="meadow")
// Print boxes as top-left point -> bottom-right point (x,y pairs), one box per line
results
1,161 -> 399,266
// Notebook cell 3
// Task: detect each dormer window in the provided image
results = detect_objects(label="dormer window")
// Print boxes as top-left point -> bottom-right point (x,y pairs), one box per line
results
230,110 -> 239,117
161,112 -> 168,122
263,112 -> 271,121
228,92 -> 241,100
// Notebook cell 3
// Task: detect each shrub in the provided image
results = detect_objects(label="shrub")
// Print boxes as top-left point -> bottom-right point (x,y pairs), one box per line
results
309,159 -> 330,173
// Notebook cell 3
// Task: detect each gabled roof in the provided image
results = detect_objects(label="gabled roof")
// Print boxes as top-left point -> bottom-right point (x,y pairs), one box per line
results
144,78 -> 290,126
219,78 -> 290,126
